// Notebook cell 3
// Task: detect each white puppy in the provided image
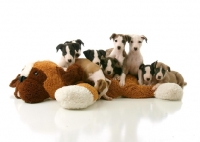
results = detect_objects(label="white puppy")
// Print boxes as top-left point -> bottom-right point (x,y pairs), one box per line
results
119,34 -> 147,86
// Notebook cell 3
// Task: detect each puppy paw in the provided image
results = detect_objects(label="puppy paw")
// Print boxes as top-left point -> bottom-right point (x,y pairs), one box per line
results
103,95 -> 112,101
119,80 -> 125,87
113,74 -> 120,80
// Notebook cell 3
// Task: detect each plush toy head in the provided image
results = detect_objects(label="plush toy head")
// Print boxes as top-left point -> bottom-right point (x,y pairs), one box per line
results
9,60 -> 85,103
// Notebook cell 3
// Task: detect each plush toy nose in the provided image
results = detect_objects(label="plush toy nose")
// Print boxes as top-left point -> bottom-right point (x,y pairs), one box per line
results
18,76 -> 27,82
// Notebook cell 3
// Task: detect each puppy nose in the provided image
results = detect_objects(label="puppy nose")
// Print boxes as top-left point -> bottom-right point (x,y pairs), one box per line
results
96,62 -> 100,65
158,76 -> 161,79
117,46 -> 121,50
75,54 -> 80,58
68,59 -> 72,63
134,47 -> 137,51
107,71 -> 111,74
18,76 -> 27,82
147,78 -> 150,81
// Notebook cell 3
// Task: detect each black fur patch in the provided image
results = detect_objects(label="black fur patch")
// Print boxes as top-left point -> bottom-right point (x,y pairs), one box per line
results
56,43 -> 76,57
83,49 -> 106,63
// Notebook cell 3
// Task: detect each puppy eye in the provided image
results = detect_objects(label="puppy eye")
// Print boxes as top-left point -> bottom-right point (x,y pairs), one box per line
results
115,40 -> 117,42
138,41 -> 142,43
131,41 -> 133,43
34,72 -> 38,76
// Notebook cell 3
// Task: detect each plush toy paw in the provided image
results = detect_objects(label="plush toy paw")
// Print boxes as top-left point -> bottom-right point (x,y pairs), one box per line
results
55,83 -> 99,109
154,83 -> 183,101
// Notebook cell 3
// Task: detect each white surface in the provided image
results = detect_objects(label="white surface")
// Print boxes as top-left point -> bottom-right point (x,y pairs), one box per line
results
1,0 -> 200,142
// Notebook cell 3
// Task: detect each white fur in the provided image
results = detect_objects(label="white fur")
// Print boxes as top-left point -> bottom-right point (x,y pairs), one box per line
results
55,85 -> 96,109
20,62 -> 34,77
88,69 -> 106,83
119,34 -> 145,86
104,59 -> 114,75
57,46 -> 75,70
109,36 -> 125,66
154,83 -> 183,101
92,50 -> 100,65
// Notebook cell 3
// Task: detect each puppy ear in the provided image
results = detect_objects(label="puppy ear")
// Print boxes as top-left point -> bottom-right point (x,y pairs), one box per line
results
141,35 -> 147,43
76,39 -> 84,46
124,35 -> 131,43
96,79 -> 105,92
151,60 -> 157,70
168,66 -> 171,72
83,50 -> 92,58
100,56 -> 106,65
56,44 -> 65,52
98,50 -> 106,58
113,58 -> 121,68
139,63 -> 145,70
110,33 -> 117,40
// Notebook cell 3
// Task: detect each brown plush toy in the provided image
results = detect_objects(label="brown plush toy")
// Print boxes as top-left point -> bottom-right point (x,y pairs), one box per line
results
106,74 -> 155,99
9,60 -> 183,108
9,60 -> 85,103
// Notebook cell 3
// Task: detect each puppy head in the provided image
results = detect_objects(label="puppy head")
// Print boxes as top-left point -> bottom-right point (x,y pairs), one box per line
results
83,49 -> 106,66
151,61 -> 170,80
56,43 -> 76,66
110,33 -> 131,51
129,34 -> 147,52
139,63 -> 154,82
64,39 -> 84,58
101,57 -> 121,76
95,78 -> 111,99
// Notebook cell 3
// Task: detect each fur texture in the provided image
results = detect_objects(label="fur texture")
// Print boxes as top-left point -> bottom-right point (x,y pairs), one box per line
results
120,34 -> 147,86
75,58 -> 112,100
83,49 -> 106,66
151,61 -> 187,90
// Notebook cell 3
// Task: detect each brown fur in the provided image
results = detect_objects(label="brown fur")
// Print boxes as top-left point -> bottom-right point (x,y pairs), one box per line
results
110,33 -> 131,42
152,62 -> 186,89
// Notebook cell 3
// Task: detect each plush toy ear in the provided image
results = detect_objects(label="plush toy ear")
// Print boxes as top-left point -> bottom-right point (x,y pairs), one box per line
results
110,33 -> 117,40
141,35 -> 147,43
98,50 -> 106,58
9,74 -> 20,88
56,44 -> 65,52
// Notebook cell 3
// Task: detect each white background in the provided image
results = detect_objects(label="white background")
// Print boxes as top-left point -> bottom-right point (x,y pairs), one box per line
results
1,0 -> 200,142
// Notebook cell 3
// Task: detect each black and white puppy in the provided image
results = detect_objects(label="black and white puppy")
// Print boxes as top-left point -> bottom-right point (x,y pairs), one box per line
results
139,63 -> 154,85
83,49 -> 106,66
64,39 -> 84,58
101,57 -> 122,79
56,43 -> 80,70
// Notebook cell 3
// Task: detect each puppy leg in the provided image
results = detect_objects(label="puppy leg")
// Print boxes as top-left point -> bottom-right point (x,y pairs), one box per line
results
102,95 -> 113,100
113,74 -> 120,80
119,73 -> 126,86
152,83 -> 162,90
138,69 -> 143,85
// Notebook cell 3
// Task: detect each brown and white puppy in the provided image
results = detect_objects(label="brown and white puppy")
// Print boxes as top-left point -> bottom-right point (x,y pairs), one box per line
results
139,63 -> 154,85
120,34 -> 147,86
75,58 -> 112,100
106,33 -> 131,66
151,61 -> 187,90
